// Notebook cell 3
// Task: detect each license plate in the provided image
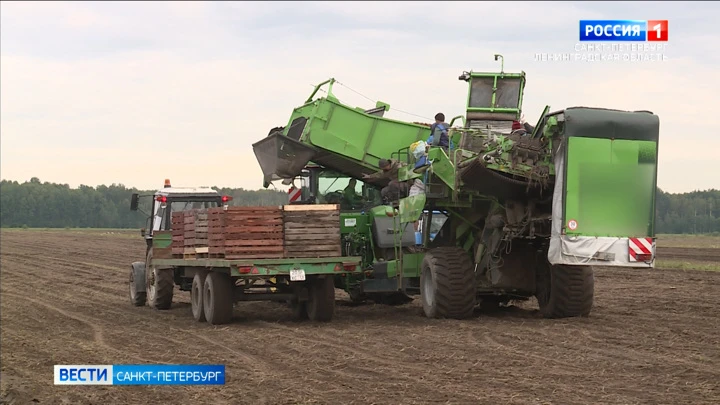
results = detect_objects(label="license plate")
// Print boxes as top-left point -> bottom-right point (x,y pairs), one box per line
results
289,269 -> 306,281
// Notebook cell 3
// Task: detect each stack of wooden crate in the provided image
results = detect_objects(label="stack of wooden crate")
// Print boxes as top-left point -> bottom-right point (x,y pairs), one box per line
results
283,204 -> 342,258
182,209 -> 209,257
171,211 -> 185,256
171,204 -> 343,260
208,207 -> 225,258
222,206 -> 285,259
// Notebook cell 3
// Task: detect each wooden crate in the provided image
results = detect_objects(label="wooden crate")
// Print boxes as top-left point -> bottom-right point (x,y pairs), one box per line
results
183,209 -> 209,249
207,207 -> 226,257
221,206 -> 285,259
171,211 -> 186,255
283,204 -> 342,258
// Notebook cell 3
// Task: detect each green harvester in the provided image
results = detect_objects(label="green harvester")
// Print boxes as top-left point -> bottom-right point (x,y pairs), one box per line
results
252,55 -> 660,319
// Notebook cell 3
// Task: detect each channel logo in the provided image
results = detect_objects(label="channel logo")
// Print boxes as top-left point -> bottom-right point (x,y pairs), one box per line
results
54,364 -> 225,385
579,20 -> 669,42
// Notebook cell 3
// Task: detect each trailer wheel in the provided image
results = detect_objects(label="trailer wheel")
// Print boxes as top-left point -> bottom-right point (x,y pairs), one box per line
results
420,247 -> 477,319
289,299 -> 308,321
191,272 -> 207,322
536,262 -> 594,318
203,272 -> 234,325
129,262 -> 146,307
306,276 -> 335,322
145,251 -> 174,310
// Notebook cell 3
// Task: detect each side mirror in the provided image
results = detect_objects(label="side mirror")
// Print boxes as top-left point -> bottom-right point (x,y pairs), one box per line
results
130,193 -> 139,211
140,228 -> 146,237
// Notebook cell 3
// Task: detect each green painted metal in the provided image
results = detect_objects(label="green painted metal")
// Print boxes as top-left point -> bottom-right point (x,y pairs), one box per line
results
340,212 -> 369,234
463,70 -> 526,118
369,204 -> 394,218
564,137 -> 658,237
397,165 -> 422,182
384,259 -> 398,278
425,148 -> 457,190
398,194 -> 426,224
399,253 -> 423,278
271,80 -> 432,177
152,256 -> 362,277
152,232 -> 172,249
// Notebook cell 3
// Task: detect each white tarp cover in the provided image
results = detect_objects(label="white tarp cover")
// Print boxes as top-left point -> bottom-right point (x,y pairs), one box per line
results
547,138 -> 654,268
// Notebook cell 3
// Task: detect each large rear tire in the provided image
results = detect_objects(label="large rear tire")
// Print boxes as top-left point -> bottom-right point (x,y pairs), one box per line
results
306,276 -> 335,322
145,250 -> 174,310
420,247 -> 477,319
203,272 -> 234,325
536,263 -> 594,318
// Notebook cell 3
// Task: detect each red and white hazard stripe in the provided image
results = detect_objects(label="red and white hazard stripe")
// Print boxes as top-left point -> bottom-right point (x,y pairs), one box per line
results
628,237 -> 655,262
288,187 -> 302,203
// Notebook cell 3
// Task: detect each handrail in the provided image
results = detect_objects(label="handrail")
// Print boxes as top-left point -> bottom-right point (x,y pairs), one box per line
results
449,115 -> 466,127
306,78 -> 336,103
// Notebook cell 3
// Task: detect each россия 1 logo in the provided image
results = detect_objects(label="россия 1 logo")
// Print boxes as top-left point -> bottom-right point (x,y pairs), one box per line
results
579,20 -> 669,42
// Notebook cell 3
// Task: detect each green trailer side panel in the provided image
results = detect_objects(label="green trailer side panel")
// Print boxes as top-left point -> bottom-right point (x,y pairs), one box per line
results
152,256 -> 362,277
564,137 -> 657,237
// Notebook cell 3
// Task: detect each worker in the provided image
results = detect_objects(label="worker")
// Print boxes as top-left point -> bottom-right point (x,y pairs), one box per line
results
511,121 -> 529,136
521,113 -> 535,133
343,178 -> 363,208
362,158 -> 409,203
427,113 -> 450,150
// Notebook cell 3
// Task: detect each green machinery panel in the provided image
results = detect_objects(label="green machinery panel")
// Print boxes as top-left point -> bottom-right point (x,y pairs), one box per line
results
564,137 -> 658,237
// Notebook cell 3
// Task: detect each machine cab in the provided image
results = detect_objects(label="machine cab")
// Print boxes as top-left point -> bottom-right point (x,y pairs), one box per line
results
285,165 -> 381,211
130,179 -> 232,240
458,54 -> 526,132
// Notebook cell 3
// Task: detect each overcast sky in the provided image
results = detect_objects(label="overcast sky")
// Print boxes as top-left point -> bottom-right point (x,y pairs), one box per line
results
1,1 -> 718,193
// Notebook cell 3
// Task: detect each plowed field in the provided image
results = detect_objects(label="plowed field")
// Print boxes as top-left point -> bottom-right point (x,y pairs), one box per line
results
1,230 -> 719,404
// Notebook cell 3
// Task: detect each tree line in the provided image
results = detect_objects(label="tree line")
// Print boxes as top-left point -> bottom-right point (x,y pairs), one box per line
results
1,178 -> 719,234
0,178 -> 289,229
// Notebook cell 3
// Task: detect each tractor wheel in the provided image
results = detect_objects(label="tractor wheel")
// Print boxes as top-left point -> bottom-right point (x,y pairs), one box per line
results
420,247 -> 477,319
306,276 -> 335,322
129,262 -> 146,307
535,262 -> 594,318
145,250 -> 174,310
203,272 -> 234,325
191,272 -> 207,322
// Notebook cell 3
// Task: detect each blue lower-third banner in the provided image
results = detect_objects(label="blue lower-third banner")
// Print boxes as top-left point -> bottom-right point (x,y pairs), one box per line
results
54,364 -> 225,385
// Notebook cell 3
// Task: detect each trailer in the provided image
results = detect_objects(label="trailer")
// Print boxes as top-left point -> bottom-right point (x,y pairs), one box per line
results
129,184 -> 360,324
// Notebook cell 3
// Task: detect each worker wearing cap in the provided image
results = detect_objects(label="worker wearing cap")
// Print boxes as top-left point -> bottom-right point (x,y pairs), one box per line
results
362,158 -> 409,202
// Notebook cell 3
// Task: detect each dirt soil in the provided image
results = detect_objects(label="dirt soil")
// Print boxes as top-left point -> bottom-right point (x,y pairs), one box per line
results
1,230 -> 719,405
